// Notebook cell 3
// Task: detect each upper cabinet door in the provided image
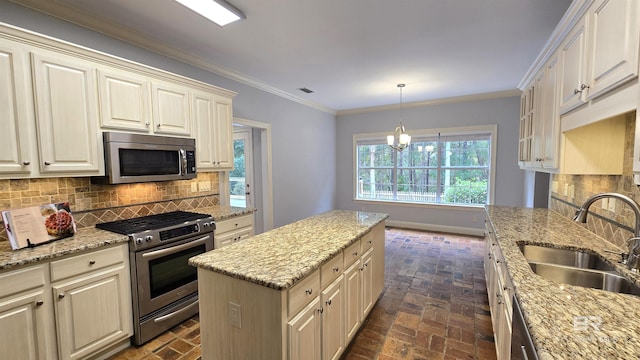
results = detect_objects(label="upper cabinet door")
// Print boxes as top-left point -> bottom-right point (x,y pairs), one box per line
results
31,51 -> 102,175
559,17 -> 588,114
586,0 -> 639,100
98,68 -> 152,132
214,96 -> 234,170
0,42 -> 33,176
152,81 -> 191,136
191,90 -> 217,170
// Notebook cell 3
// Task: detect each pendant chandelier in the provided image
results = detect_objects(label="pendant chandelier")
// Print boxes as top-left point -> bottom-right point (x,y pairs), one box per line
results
387,83 -> 411,152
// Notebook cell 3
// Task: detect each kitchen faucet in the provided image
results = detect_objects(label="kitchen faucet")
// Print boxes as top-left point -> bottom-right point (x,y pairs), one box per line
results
573,192 -> 640,270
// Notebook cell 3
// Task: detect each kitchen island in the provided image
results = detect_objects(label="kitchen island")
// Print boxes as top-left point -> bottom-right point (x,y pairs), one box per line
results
485,206 -> 640,359
189,210 -> 388,360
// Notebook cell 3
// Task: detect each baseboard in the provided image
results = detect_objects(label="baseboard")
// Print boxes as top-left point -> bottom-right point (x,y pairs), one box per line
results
385,220 -> 485,237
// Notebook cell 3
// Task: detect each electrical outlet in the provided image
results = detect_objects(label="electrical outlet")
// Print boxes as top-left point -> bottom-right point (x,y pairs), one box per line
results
564,184 -> 569,196
601,198 -> 609,210
199,181 -> 211,192
608,198 -> 616,212
551,181 -> 558,193
229,302 -> 242,328
191,182 -> 198,192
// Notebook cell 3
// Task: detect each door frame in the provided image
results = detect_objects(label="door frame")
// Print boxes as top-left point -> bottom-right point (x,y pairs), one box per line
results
223,117 -> 274,232
232,129 -> 254,209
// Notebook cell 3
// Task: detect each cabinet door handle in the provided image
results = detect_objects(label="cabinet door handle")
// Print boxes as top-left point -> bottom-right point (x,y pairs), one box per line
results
156,123 -> 161,128
333,267 -> 339,272
326,299 -> 332,306
353,251 -> 358,257
44,161 -> 51,166
145,122 -> 150,127
318,308 -> 324,314
89,260 -> 96,265
305,288 -> 313,295
22,161 -> 30,166
36,300 -> 44,306
58,293 -> 65,299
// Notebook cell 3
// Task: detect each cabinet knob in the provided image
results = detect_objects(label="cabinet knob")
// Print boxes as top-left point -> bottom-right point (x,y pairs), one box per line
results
353,251 -> 358,257
156,123 -> 161,128
305,288 -> 313,295
318,308 -> 324,314
44,161 -> 51,166
145,122 -> 150,127
332,267 -> 339,272
89,260 -> 96,265
326,299 -> 332,306
58,293 -> 65,299
36,300 -> 44,306
22,161 -> 30,166
368,240 -> 372,244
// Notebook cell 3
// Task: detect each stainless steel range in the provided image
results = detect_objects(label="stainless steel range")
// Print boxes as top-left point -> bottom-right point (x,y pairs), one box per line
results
96,211 -> 215,345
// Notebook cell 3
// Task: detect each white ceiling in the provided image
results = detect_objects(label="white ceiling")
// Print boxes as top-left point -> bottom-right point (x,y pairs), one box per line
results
13,0 -> 573,112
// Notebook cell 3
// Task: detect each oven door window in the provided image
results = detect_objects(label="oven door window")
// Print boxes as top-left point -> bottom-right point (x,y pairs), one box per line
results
149,244 -> 205,299
119,148 -> 179,176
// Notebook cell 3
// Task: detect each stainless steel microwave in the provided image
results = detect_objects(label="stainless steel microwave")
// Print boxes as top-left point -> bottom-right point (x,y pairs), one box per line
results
93,132 -> 196,184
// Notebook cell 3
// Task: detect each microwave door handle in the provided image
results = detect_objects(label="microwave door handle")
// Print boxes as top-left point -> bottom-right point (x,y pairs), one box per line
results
179,148 -> 187,176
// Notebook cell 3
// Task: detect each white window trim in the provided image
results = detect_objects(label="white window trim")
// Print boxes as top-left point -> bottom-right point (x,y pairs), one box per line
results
352,124 -> 497,206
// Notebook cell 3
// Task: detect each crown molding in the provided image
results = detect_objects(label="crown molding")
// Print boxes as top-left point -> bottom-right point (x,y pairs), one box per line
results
336,89 -> 521,116
10,0 -> 337,115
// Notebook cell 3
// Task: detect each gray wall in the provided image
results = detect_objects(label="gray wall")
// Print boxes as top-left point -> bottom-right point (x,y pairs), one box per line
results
0,1 -> 336,228
336,96 -> 525,233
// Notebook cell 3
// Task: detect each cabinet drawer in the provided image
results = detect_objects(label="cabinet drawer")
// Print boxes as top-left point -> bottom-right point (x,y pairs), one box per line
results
0,264 -> 46,298
361,231 -> 374,252
321,252 -> 343,289
215,214 -> 253,234
343,240 -> 361,268
50,245 -> 124,282
288,270 -> 320,318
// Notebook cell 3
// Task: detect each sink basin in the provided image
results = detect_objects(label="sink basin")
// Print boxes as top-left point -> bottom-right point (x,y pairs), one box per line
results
528,262 -> 640,296
518,244 -> 615,271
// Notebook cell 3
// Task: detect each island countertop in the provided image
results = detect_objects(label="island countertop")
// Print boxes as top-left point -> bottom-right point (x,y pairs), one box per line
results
189,210 -> 389,290
0,205 -> 254,270
486,205 -> 640,359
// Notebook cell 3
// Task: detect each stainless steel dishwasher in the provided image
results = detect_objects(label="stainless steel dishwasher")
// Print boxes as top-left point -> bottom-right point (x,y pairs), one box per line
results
511,295 -> 539,360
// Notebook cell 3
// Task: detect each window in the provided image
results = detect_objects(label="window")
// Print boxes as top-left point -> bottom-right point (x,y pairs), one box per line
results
355,126 -> 495,206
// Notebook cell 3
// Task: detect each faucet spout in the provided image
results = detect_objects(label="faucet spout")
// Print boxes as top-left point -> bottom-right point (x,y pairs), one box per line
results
573,192 -> 640,237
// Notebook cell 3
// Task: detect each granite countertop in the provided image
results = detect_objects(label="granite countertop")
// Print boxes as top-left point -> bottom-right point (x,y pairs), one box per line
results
0,205 -> 254,271
189,210 -> 389,290
485,205 -> 640,359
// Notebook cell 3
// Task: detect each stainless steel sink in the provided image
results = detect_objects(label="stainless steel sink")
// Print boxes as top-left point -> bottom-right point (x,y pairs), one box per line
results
518,244 -> 615,271
528,262 -> 640,296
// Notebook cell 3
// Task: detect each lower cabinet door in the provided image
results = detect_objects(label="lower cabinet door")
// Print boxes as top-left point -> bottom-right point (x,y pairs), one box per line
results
322,275 -> 345,360
0,289 -> 54,360
288,296 -> 321,360
360,248 -> 374,318
344,259 -> 361,342
53,267 -> 131,360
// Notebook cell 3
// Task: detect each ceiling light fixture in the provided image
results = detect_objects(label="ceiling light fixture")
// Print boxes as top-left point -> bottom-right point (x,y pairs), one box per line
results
175,0 -> 245,27
387,84 -> 411,152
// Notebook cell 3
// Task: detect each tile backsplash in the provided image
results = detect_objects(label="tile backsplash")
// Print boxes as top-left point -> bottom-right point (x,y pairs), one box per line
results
551,112 -> 640,249
0,172 -> 220,240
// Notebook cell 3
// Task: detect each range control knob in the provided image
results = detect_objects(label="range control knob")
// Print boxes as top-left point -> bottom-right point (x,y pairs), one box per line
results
145,235 -> 153,242
203,222 -> 210,228
208,221 -> 216,229
136,238 -> 143,244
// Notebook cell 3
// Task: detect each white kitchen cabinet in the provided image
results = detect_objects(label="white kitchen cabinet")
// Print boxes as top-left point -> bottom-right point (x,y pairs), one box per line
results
0,42 -> 34,177
50,244 -> 133,360
586,0 -> 639,100
518,85 -> 534,167
213,95 -> 234,170
214,214 -> 254,249
484,221 -> 513,360
287,296 -> 321,360
31,51 -> 103,176
321,275 -> 345,360
97,67 -> 152,132
192,91 -> 234,171
558,0 -> 639,115
360,248 -> 374,319
0,264 -> 56,360
152,80 -> 192,136
558,16 -> 588,114
343,258 -> 361,343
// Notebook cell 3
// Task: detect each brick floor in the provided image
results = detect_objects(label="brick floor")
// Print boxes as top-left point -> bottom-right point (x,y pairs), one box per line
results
109,227 -> 497,360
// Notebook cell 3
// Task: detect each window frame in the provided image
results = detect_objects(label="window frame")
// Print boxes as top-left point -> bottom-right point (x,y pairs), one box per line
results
352,124 -> 497,207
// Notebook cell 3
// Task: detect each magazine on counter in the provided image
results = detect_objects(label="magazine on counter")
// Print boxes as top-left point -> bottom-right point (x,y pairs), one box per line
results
1,202 -> 77,250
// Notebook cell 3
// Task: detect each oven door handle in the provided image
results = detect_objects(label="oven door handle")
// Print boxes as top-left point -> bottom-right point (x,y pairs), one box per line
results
154,299 -> 199,323
141,235 -> 210,260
